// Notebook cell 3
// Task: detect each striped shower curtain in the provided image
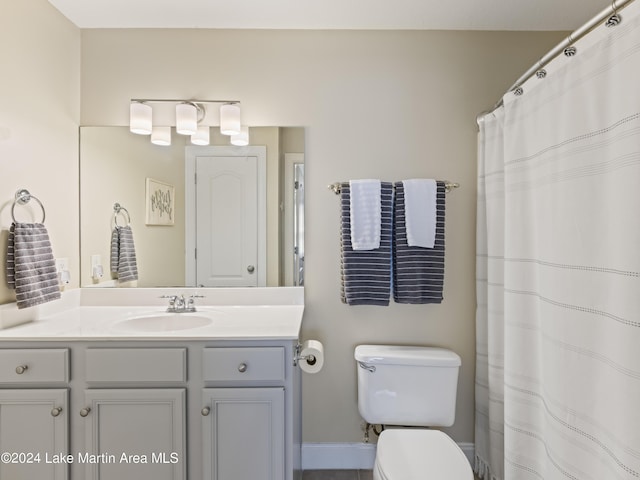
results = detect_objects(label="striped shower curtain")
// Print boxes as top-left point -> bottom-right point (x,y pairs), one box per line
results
475,3 -> 640,479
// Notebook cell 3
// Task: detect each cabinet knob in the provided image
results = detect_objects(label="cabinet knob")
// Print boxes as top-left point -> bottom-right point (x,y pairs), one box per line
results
238,363 -> 248,373
201,407 -> 210,416
79,407 -> 91,417
51,407 -> 63,417
247,265 -> 255,273
15,365 -> 28,374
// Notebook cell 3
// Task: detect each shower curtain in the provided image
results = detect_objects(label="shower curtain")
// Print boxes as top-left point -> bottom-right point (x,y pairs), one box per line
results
475,3 -> 640,479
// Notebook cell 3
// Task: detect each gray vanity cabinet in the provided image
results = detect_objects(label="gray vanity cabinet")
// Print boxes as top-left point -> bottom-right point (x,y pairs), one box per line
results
81,389 -> 186,480
202,387 -> 285,480
0,389 -> 69,480
80,347 -> 187,480
0,348 -> 70,480
0,339 -> 301,480
201,346 -> 289,480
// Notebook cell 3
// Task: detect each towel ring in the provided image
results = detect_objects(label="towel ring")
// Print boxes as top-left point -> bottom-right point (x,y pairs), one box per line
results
11,189 -> 46,223
113,203 -> 131,227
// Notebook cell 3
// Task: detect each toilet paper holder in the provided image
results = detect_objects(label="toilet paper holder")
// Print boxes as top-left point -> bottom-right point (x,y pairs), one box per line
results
294,342 -> 317,367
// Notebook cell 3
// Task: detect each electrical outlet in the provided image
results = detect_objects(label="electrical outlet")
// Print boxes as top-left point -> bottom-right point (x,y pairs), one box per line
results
56,257 -> 69,273
91,254 -> 101,268
91,254 -> 104,280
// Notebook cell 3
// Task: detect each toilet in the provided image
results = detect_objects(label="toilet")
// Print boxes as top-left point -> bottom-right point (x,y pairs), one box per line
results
355,344 -> 473,480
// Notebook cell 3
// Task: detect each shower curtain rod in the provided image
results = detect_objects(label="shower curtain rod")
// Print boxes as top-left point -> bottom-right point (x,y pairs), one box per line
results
476,0 -> 635,124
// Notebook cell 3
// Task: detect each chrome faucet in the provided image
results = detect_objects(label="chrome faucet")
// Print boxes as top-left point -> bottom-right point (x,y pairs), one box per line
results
161,294 -> 203,313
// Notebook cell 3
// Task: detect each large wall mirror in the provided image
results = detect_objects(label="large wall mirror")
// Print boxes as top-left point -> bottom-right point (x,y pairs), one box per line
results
80,126 -> 304,288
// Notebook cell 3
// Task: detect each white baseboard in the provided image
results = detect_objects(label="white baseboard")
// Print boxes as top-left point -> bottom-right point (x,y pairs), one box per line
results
302,442 -> 475,470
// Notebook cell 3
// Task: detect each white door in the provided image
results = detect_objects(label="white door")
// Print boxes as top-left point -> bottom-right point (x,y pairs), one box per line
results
185,146 -> 267,287
196,156 -> 258,287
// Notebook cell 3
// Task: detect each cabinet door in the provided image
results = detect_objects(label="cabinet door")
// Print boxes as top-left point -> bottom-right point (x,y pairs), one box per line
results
81,389 -> 185,480
0,389 -> 68,480
202,388 -> 284,480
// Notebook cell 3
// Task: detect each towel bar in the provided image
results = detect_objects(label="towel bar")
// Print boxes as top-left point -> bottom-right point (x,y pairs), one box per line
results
11,189 -> 46,223
328,181 -> 460,195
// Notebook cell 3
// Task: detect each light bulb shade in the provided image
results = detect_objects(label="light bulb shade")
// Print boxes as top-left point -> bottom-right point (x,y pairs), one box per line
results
176,103 -> 198,135
230,125 -> 249,146
130,102 -> 152,135
191,126 -> 210,145
151,126 -> 172,146
220,103 -> 241,136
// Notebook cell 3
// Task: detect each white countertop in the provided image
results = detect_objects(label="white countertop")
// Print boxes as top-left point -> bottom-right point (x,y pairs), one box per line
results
0,288 -> 304,341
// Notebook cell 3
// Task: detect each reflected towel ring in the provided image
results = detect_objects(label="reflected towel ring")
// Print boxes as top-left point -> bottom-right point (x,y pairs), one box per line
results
113,203 -> 131,227
12,189 -> 46,223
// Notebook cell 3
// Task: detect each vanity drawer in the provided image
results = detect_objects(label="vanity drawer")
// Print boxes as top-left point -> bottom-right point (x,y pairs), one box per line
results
0,349 -> 69,384
85,348 -> 187,384
203,347 -> 285,383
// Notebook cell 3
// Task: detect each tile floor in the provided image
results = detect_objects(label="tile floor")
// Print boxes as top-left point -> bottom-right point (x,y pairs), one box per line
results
302,470 -> 373,480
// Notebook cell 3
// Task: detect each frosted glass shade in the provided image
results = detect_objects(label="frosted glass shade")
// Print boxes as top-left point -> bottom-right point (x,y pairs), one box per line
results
191,126 -> 210,145
151,127 -> 172,146
130,102 -> 152,135
176,103 -> 198,135
220,103 -> 241,136
230,126 -> 249,146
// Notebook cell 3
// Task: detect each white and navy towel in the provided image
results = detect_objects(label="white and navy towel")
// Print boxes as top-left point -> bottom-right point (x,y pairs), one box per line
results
340,182 -> 393,306
393,181 -> 446,304
6,222 -> 61,309
110,225 -> 139,282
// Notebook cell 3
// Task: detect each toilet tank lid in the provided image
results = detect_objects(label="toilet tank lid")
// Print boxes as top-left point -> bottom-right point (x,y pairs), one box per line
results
355,345 -> 461,367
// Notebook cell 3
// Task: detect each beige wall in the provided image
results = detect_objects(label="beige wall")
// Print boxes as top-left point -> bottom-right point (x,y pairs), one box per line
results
0,13 -> 565,444
0,0 -> 80,304
80,28 -> 564,444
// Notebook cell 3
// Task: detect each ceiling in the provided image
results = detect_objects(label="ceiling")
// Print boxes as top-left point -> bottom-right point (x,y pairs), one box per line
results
48,0 -> 611,31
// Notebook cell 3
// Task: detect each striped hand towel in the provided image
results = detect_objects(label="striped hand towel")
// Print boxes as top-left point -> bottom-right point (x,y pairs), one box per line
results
110,225 -> 139,282
393,181 -> 446,304
6,223 -> 61,309
340,182 -> 393,306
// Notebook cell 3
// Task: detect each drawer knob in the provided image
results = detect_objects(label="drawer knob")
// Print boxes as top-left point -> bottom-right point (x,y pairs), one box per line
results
201,407 -> 210,416
238,363 -> 248,373
51,407 -> 63,417
79,407 -> 91,417
15,365 -> 28,374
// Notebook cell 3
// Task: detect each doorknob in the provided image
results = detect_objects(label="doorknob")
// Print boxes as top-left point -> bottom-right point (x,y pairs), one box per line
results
247,265 -> 255,273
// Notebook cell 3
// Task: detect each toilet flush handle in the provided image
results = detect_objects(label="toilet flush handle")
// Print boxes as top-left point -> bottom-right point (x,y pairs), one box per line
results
357,361 -> 376,373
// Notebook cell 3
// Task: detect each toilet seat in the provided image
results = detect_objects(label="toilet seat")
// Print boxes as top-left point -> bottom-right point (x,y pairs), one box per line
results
374,429 -> 473,480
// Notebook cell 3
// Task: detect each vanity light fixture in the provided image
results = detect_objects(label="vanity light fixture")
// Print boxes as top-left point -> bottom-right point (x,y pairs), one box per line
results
151,126 -> 172,146
129,98 -> 243,146
129,101 -> 153,135
220,103 -> 241,136
230,125 -> 249,146
191,125 -> 210,146
175,102 -> 200,135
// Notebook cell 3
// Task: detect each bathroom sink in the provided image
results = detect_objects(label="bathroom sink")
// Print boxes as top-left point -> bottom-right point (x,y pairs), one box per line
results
115,313 -> 213,332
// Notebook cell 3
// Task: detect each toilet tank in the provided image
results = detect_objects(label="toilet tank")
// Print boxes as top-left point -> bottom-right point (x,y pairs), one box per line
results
355,345 -> 461,427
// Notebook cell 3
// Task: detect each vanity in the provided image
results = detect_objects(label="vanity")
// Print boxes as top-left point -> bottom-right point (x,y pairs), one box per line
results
0,288 -> 304,480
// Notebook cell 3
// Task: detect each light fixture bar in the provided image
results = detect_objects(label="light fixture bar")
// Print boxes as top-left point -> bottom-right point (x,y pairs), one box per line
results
130,98 -> 240,105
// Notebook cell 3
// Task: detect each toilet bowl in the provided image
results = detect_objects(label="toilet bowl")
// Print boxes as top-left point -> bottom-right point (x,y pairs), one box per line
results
373,429 -> 473,480
355,345 -> 473,480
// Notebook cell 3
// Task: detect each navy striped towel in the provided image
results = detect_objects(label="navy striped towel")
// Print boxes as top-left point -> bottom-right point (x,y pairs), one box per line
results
340,182 -> 392,306
6,223 -> 61,309
110,226 -> 139,282
393,181 -> 446,304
